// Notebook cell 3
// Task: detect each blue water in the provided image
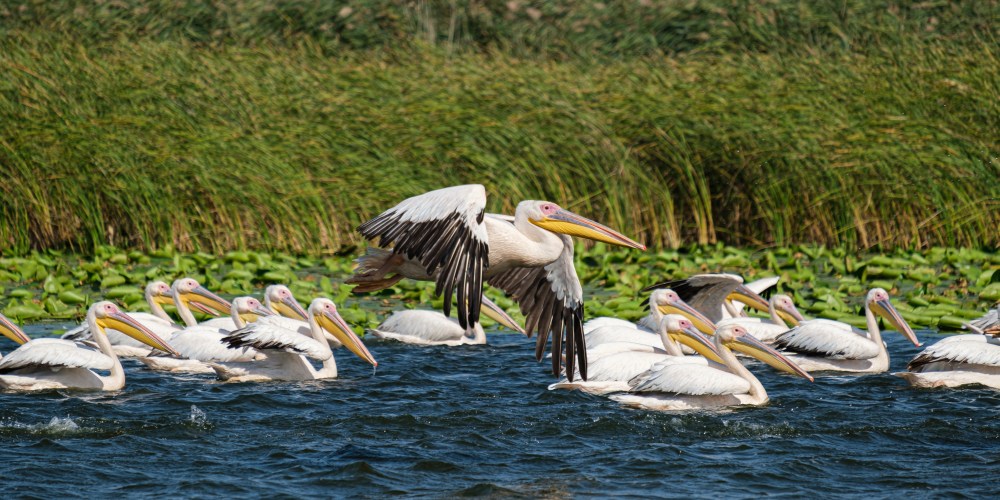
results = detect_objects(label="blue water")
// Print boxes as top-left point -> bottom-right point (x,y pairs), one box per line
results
2,327 -> 999,497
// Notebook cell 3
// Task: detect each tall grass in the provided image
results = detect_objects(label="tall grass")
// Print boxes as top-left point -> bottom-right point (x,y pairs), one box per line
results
0,2 -> 997,254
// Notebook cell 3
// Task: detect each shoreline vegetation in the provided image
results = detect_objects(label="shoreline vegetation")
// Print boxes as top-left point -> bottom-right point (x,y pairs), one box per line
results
0,1 -> 997,254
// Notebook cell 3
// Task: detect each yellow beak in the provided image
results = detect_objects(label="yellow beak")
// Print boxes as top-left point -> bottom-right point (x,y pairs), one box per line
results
0,313 -> 31,345
872,299 -> 921,347
319,310 -> 377,367
274,297 -> 308,321
670,326 -> 725,364
480,296 -> 525,335
183,286 -> 232,316
726,334 -> 813,381
727,285 -> 770,314
530,208 -> 645,250
98,312 -> 180,356
657,302 -> 716,335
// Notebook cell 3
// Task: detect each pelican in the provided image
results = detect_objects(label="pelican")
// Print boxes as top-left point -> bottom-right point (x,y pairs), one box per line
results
965,304 -> 999,335
60,281 -> 181,356
549,315 -> 723,395
211,298 -> 378,382
0,313 -> 33,358
716,294 -> 804,343
643,274 -> 771,323
368,295 -> 525,345
0,302 -> 178,391
264,284 -> 309,320
585,289 -> 717,349
895,325 -> 1000,389
139,297 -> 271,373
347,184 -> 645,380
611,324 -> 813,411
725,276 -> 780,318
772,288 -> 920,374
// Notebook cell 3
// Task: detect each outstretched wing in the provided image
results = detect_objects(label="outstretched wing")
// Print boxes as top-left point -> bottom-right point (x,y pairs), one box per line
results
642,274 -> 744,323
222,323 -> 331,361
0,339 -> 113,373
489,234 -> 587,381
357,185 -> 489,330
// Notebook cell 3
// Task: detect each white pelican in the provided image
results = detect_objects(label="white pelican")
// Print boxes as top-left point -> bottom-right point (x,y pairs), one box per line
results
585,289 -> 717,351
611,324 -> 814,411
643,274 -> 771,323
264,284 -> 309,320
211,298 -> 377,382
550,315 -> 723,395
139,297 -> 271,373
61,281 -> 182,357
773,288 -> 920,374
717,294 -> 804,343
965,304 -> 999,335
169,278 -> 234,329
347,184 -> 645,380
0,313 -> 33,358
895,328 -> 1000,389
0,302 -> 178,391
368,295 -> 525,345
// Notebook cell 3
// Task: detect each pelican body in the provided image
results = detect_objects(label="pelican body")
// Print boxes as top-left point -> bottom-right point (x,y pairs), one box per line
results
211,298 -> 377,382
0,302 -> 178,391
368,295 -> 525,345
774,288 -> 920,374
611,324 -> 813,411
61,281 -> 182,357
585,289 -> 717,350
349,184 -> 645,381
896,331 -> 1000,389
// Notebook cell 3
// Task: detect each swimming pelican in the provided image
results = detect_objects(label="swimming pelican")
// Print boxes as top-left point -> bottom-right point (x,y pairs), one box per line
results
347,184 -> 645,380
772,288 -> 920,374
643,274 -> 771,323
139,297 -> 271,373
211,298 -> 377,382
368,295 -> 525,345
549,315 -> 723,395
0,302 -> 178,391
0,313 -> 33,358
895,327 -> 1000,389
585,289 -> 717,349
717,294 -> 804,343
61,281 -> 182,356
263,284 -> 309,320
965,304 -> 999,335
611,324 -> 813,411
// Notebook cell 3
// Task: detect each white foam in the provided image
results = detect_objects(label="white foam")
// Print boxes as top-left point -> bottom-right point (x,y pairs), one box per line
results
190,405 -> 207,425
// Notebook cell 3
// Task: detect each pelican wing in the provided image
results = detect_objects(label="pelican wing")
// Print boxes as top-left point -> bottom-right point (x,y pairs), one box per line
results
643,273 -> 743,323
774,320 -> 880,359
965,306 -> 999,335
161,327 -> 257,362
0,339 -> 113,373
908,335 -> 1000,371
222,323 -> 331,361
489,234 -> 587,380
357,184 -> 489,331
629,358 -> 750,396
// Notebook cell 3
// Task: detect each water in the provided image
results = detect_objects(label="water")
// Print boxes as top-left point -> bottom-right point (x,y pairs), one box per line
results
3,327 -> 1000,497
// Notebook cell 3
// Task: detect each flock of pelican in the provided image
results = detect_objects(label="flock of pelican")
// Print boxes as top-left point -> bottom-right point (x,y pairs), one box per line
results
0,184 -> 998,412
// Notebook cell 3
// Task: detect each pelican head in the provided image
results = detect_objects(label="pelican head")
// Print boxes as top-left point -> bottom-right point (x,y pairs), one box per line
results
311,298 -> 377,367
726,284 -> 771,313
232,297 -> 273,324
0,313 -> 31,345
866,288 -> 920,347
772,294 -> 805,326
525,201 -> 645,250
91,301 -> 179,356
146,281 -> 174,307
651,289 -> 716,335
661,314 -> 724,364
265,285 -> 308,321
172,278 -> 232,316
716,324 -> 813,381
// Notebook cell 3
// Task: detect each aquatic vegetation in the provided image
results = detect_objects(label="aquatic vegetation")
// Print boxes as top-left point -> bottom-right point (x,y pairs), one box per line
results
0,245 -> 995,333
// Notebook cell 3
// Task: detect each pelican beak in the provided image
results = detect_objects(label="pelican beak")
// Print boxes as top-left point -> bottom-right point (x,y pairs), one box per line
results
241,304 -> 274,324
777,304 -> 806,326
184,286 -> 232,316
657,302 -> 716,335
726,334 -> 813,381
99,312 -> 180,356
153,294 -> 175,307
275,297 -> 308,321
0,314 -> 31,345
319,309 -> 377,367
480,296 -> 525,335
531,208 -> 645,250
671,326 -> 725,364
727,285 -> 770,313
872,299 -> 921,347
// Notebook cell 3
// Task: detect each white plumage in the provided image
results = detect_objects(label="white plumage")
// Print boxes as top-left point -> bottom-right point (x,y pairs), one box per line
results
896,334 -> 1000,389
0,338 -> 113,372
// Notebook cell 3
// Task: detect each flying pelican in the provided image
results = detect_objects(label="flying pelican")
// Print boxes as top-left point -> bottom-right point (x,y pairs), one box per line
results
139,297 -> 271,373
0,302 -> 178,391
0,313 -> 33,358
368,295 -> 525,345
895,317 -> 1000,389
716,294 -> 804,343
772,288 -> 920,374
643,274 -> 771,323
611,324 -> 814,411
585,289 -> 717,349
965,304 -> 999,335
61,281 -> 181,357
211,298 -> 377,382
549,315 -> 723,395
347,184 -> 645,381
